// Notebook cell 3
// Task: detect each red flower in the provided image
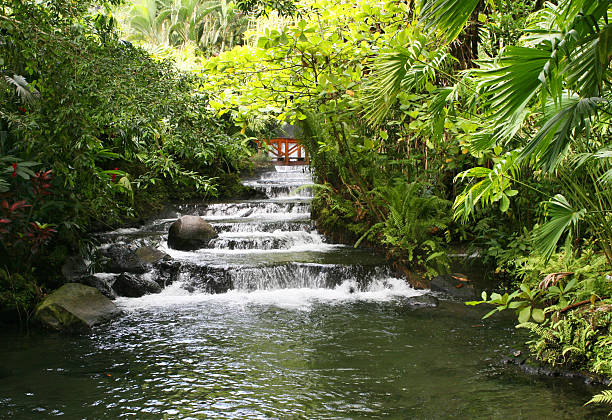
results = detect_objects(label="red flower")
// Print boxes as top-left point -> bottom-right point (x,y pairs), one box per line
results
11,162 -> 17,178
0,219 -> 10,233
111,168 -> 118,182
1,200 -> 30,215
32,169 -> 53,196
27,222 -> 56,250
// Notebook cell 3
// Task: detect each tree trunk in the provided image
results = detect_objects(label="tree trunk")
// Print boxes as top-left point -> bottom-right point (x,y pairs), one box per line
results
449,1 -> 484,69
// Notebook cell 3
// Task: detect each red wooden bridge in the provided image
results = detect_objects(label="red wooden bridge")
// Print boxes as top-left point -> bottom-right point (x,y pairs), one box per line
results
257,138 -> 309,165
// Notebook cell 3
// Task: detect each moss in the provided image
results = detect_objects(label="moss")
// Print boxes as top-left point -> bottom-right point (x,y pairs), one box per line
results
34,283 -> 120,332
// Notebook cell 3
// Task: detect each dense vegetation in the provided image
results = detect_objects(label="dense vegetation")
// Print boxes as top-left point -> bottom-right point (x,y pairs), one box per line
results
199,0 -> 612,408
1,0 -> 611,411
0,0 -> 253,322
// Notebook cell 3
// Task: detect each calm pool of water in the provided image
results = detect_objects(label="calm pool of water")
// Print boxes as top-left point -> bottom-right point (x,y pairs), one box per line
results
0,294 -> 607,419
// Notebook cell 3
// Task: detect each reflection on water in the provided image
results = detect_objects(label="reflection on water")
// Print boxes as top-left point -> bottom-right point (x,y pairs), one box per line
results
0,166 -> 607,418
0,299 -> 607,419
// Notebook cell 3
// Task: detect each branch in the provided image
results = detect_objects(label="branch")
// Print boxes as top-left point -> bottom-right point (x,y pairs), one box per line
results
558,296 -> 607,314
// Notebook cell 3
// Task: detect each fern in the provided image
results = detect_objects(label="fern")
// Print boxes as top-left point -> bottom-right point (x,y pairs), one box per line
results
585,389 -> 612,416
371,180 -> 451,275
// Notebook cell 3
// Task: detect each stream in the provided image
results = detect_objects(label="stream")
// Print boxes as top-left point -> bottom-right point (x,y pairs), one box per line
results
0,166 -> 607,418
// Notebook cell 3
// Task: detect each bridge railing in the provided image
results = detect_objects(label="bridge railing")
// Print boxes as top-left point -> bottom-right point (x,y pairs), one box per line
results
256,138 -> 309,165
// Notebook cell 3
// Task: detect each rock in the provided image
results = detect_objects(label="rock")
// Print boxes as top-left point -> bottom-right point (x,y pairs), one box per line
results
405,294 -> 440,308
112,273 -> 162,298
77,273 -> 118,300
101,244 -> 145,273
101,245 -> 170,274
430,274 -> 478,299
174,263 -> 231,294
240,208 -> 254,217
167,215 -> 218,250
34,283 -> 121,332
154,259 -> 181,288
61,255 -> 89,282
135,246 -> 170,265
499,353 -> 612,386
62,256 -> 118,299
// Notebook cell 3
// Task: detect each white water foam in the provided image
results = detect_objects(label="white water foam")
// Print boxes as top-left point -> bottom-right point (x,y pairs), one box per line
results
202,212 -> 311,221
116,278 -> 427,311
209,230 -> 324,250
105,227 -> 141,235
159,240 -> 345,259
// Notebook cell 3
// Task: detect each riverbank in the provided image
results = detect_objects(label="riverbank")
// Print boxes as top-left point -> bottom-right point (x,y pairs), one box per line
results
0,172 -> 257,326
4,164 -> 611,417
308,177 -> 612,399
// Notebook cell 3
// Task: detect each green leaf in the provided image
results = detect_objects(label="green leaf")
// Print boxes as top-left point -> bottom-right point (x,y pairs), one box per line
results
499,194 -> 510,212
483,308 -> 499,319
518,306 -> 531,323
533,194 -> 586,261
531,308 -> 545,323
420,0 -> 481,42
0,178 -> 9,193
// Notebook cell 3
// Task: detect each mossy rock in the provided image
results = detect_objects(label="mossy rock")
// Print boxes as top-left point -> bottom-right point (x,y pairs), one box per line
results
34,283 -> 121,332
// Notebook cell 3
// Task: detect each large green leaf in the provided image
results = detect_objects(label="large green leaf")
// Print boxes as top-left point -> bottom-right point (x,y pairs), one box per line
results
420,0 -> 481,42
363,39 -> 449,126
519,96 -> 601,171
475,46 -> 552,143
533,194 -> 586,261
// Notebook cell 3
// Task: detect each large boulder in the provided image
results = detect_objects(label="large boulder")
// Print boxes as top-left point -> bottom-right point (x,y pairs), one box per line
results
34,283 -> 121,332
112,273 -> 162,298
167,215 -> 218,250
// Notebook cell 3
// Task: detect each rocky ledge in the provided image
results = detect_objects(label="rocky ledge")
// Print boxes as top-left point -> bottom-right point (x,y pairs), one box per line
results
34,283 -> 121,332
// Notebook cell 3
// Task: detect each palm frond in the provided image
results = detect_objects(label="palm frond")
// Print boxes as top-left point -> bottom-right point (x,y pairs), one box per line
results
3,74 -> 40,105
565,18 -> 612,97
520,95 -> 601,171
475,46 -> 552,142
533,194 -> 586,261
419,0 -> 480,42
363,39 -> 449,126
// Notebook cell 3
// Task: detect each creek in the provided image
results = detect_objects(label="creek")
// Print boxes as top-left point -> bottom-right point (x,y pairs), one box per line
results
0,166 -> 607,418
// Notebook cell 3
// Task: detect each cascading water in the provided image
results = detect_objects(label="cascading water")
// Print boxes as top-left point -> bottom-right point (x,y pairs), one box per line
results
109,165 -> 426,306
1,166 -> 606,419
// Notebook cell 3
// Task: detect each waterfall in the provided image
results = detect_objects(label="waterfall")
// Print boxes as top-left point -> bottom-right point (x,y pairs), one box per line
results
98,165 -> 426,308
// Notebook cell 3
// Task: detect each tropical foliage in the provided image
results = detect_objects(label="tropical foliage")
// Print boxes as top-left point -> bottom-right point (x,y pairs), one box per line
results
199,0 -> 611,402
124,0 -> 249,55
1,0 -> 611,408
0,0 -> 251,321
